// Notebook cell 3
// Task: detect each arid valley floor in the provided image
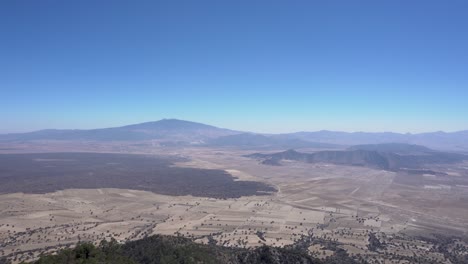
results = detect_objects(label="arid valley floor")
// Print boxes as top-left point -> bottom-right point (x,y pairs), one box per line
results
1,142 -> 468,263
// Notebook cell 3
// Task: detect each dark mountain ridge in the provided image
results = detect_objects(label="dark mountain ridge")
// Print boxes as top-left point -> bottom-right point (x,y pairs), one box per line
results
246,144 -> 467,171
247,149 -> 392,170
347,143 -> 433,154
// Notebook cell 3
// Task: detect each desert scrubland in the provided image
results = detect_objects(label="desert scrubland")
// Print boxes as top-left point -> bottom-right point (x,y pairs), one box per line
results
0,143 -> 467,263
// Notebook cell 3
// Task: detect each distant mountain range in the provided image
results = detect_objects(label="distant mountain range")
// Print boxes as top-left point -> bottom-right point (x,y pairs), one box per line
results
246,145 -> 468,172
205,133 -> 339,149
281,130 -> 468,151
1,119 -> 468,151
0,119 -> 238,142
347,143 -> 433,154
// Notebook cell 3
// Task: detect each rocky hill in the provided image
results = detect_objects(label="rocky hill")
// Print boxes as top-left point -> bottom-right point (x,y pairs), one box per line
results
246,145 -> 467,171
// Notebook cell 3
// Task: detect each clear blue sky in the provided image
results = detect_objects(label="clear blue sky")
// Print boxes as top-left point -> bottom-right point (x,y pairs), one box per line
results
1,0 -> 467,133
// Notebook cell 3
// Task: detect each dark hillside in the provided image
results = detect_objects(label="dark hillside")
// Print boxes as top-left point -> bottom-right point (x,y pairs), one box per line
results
28,235 -> 325,264
348,143 -> 433,154
246,148 -> 467,171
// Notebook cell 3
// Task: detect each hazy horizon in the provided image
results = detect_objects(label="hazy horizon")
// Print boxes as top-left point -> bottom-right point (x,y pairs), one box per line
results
2,1 -> 467,134
1,118 -> 467,135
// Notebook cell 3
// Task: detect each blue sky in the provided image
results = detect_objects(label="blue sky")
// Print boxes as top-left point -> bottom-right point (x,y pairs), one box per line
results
1,0 -> 467,133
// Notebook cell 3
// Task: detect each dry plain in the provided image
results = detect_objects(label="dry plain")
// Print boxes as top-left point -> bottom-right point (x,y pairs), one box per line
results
0,142 -> 467,263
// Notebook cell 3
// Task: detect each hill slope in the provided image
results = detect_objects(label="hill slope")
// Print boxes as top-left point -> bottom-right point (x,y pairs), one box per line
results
26,235 -> 351,264
246,146 -> 467,171
347,143 -> 433,154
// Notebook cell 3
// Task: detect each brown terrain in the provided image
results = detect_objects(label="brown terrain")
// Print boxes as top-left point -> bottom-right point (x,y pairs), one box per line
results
0,140 -> 467,263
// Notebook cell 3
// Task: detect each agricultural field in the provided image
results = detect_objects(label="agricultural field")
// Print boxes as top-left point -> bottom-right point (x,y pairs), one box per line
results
1,146 -> 467,263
